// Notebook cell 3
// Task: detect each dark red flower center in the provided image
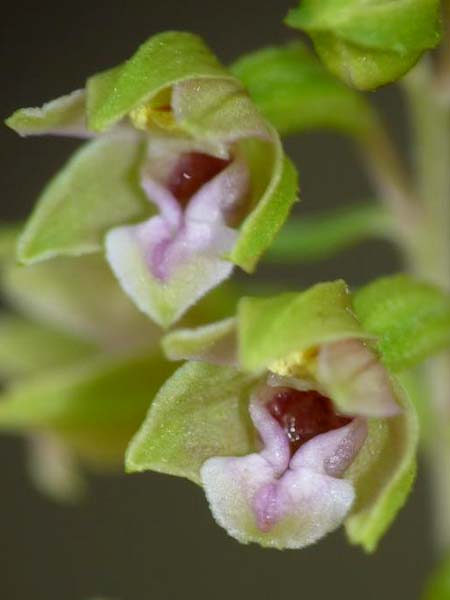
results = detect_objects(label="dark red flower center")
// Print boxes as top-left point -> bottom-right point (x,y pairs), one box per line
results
267,388 -> 352,455
167,152 -> 231,207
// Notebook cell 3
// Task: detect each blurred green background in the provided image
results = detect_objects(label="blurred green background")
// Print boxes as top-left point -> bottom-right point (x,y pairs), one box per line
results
1,1 -> 431,599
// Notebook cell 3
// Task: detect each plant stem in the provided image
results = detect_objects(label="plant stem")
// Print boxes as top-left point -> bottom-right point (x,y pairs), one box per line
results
403,58 -> 450,555
359,121 -> 421,260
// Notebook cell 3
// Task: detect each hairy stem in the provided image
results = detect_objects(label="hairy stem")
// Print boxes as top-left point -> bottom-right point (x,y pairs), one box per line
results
404,58 -> 450,555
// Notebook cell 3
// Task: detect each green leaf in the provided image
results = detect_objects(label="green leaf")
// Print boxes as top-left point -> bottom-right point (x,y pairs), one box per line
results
286,0 -> 442,90
239,280 -> 366,373
353,274 -> 450,372
2,253 -> 160,350
126,361 -> 257,483
345,383 -> 418,551
87,31 -> 231,132
17,133 -> 149,264
423,553 -> 450,600
231,43 -> 376,138
0,315 -> 95,379
265,204 -> 392,263
230,142 -> 299,272
162,317 -> 237,364
5,90 -> 88,137
0,350 -> 176,465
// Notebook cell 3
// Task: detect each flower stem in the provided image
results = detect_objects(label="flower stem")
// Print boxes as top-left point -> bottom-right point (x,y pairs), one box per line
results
358,117 -> 421,263
403,58 -> 450,556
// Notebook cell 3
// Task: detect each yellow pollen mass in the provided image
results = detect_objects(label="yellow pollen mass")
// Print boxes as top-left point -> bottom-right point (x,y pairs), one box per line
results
269,348 -> 318,379
129,103 -> 178,132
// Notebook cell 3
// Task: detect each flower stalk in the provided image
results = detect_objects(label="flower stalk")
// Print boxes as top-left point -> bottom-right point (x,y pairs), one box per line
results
380,48 -> 450,555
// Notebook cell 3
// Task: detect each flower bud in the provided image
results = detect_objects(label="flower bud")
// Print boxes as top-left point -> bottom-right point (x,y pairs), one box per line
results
286,0 -> 442,90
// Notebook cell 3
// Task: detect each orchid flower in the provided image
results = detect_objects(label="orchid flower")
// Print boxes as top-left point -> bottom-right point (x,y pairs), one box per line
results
127,280 -> 418,551
6,31 -> 298,327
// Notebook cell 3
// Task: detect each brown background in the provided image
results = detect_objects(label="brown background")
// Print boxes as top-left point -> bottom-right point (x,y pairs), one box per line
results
0,2 -> 431,599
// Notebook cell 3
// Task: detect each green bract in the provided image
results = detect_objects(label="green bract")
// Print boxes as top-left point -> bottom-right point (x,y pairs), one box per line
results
7,31 -> 298,327
353,274 -> 450,372
231,42 -> 376,137
128,280 -> 418,550
286,0 -> 442,90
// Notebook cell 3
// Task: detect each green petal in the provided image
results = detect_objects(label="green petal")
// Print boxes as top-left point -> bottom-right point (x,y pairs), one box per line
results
126,361 -> 257,483
87,31 -> 230,132
172,77 -> 271,144
266,204 -> 392,263
0,315 -> 95,379
17,133 -> 149,264
353,274 -> 450,372
231,43 -> 376,138
230,142 -> 299,272
2,253 -> 160,350
162,317 -> 237,364
5,90 -> 88,137
286,0 -> 442,90
239,280 -> 366,373
345,383 -> 418,551
0,350 -> 175,465
423,553 -> 450,600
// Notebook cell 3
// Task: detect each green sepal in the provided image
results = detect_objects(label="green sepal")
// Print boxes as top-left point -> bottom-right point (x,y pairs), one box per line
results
0,350 -> 176,465
17,133 -> 149,264
239,280 -> 366,373
0,315 -> 95,379
162,317 -> 237,364
126,361 -> 257,483
266,204 -> 392,263
5,90 -> 87,137
230,148 -> 299,272
2,253 -> 160,350
87,31 -> 231,132
286,0 -> 442,90
423,553 -> 450,600
345,383 -> 418,551
231,42 -> 376,138
353,274 -> 450,372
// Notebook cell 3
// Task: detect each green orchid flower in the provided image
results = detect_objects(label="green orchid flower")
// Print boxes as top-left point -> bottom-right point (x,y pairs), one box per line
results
6,31 -> 298,328
127,280 -> 420,551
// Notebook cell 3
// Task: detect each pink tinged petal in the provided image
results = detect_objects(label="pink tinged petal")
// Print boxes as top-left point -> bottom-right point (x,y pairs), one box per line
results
186,159 -> 251,226
317,339 -> 401,418
141,172 -> 182,228
291,418 -> 368,477
201,449 -> 356,549
201,389 -> 367,549
105,220 -> 235,328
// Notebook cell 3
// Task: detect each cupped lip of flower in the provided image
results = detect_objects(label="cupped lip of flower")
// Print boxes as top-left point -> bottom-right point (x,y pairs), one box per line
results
136,149 -> 251,283
200,381 -> 368,549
